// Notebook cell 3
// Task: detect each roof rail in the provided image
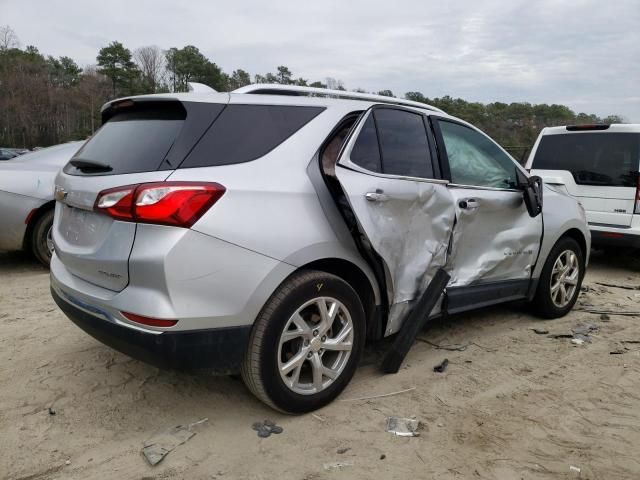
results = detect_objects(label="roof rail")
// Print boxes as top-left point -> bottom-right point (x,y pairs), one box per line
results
232,84 -> 445,114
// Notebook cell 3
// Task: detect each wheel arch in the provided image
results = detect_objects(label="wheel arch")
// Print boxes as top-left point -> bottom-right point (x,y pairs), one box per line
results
298,258 -> 384,341
22,200 -> 55,251
560,228 -> 588,263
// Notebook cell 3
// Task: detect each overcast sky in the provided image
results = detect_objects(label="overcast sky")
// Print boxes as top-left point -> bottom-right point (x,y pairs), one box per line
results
2,0 -> 639,121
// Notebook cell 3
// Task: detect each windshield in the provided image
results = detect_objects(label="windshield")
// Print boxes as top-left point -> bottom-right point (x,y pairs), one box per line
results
532,132 -> 640,187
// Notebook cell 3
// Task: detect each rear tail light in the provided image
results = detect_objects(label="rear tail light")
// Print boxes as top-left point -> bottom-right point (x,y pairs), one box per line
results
635,176 -> 640,215
121,311 -> 178,328
94,182 -> 226,227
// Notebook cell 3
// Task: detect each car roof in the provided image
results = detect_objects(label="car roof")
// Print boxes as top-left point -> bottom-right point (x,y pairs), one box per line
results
102,84 -> 452,119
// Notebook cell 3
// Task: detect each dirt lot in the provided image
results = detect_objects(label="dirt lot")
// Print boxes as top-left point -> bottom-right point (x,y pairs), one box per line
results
1,250 -> 640,480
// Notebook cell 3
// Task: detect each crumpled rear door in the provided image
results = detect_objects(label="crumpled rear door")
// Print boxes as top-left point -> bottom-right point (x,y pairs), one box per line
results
333,107 -> 456,334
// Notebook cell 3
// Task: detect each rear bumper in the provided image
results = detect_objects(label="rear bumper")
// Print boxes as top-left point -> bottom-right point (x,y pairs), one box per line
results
52,286 -> 252,374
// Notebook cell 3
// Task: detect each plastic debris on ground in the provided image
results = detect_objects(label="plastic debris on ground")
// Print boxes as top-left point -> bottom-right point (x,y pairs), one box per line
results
531,328 -> 549,335
324,462 -> 353,470
433,358 -> 449,373
251,419 -> 283,438
386,417 -> 420,437
142,418 -> 208,466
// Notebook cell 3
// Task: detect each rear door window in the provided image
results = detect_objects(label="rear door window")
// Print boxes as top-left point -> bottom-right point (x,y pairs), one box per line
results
181,104 -> 324,168
375,108 -> 433,178
532,132 -> 640,187
350,115 -> 382,173
349,108 -> 435,179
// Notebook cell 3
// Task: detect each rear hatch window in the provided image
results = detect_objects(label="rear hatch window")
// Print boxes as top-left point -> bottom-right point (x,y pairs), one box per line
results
64,101 -> 228,176
532,132 -> 640,187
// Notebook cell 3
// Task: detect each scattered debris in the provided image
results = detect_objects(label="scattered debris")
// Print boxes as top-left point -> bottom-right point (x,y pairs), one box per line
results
571,338 -> 585,346
64,460 -> 71,466
48,407 -> 56,416
572,333 -> 592,344
572,322 -> 598,336
433,358 -> 449,373
577,309 -> 640,317
311,413 -> 326,422
340,387 -> 416,402
380,454 -> 386,460
596,281 -> 640,291
142,418 -> 208,466
569,465 -> 581,473
417,338 -> 468,351
386,417 -> 420,437
323,462 -> 353,471
600,314 -> 610,322
252,419 -> 283,438
531,328 -> 549,335
337,447 -> 351,454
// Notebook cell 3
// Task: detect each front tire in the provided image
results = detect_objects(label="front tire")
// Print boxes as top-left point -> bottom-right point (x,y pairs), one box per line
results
30,209 -> 54,268
533,236 -> 585,318
241,270 -> 365,414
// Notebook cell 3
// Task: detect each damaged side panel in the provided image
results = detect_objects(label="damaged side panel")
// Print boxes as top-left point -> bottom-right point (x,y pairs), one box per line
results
334,166 -> 456,334
446,188 -> 542,286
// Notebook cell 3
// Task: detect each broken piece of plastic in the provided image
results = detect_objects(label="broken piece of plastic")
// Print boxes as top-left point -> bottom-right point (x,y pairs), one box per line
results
433,358 -> 449,373
385,417 -> 420,437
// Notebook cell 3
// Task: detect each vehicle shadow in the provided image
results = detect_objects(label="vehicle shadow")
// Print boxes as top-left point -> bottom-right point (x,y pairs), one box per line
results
0,250 -> 47,274
589,247 -> 640,272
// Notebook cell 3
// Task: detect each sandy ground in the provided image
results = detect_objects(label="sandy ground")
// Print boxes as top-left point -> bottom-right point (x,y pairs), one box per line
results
1,249 -> 640,480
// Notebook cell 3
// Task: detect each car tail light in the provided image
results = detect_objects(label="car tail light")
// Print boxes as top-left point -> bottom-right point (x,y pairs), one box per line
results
635,176 -> 640,215
121,311 -> 178,328
94,182 -> 226,227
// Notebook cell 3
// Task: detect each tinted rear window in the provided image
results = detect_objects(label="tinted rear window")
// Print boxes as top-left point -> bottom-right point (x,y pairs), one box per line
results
181,104 -> 324,168
67,103 -> 186,175
350,115 -> 382,172
533,132 -> 640,187
374,108 -> 433,178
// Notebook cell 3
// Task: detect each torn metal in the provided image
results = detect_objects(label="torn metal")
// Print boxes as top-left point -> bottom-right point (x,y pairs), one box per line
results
335,166 -> 456,334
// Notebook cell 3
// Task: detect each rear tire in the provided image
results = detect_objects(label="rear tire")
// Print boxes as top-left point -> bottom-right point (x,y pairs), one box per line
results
532,236 -> 585,319
241,270 -> 365,414
30,209 -> 54,268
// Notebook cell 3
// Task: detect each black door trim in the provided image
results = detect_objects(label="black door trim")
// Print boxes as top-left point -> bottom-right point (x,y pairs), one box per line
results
446,279 -> 531,315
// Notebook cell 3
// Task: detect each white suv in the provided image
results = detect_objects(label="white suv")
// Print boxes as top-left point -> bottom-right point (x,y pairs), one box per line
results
527,124 -> 640,248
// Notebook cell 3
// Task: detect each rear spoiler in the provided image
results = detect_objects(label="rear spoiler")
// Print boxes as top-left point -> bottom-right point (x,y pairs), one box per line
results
566,124 -> 610,131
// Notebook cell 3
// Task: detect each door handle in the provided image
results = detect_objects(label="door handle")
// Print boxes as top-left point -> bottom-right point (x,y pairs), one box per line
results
365,190 -> 389,203
459,198 -> 479,209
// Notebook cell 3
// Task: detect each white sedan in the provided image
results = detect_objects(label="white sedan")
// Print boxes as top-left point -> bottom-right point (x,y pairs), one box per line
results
0,142 -> 82,266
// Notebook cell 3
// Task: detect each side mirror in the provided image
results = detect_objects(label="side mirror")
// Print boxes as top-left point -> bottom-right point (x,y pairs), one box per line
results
515,168 -> 543,217
523,176 -> 543,217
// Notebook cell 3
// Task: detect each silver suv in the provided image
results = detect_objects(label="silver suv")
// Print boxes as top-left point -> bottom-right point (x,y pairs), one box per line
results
51,84 -> 590,413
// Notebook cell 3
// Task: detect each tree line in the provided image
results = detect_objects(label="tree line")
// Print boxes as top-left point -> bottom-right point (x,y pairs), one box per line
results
0,25 -> 623,155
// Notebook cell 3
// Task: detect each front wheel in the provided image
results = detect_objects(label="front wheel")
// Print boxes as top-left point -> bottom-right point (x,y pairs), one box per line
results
532,236 -> 585,318
241,270 -> 365,414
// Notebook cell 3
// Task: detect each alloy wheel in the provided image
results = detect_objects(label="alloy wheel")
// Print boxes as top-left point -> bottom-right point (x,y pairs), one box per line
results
277,297 -> 354,395
550,249 -> 580,308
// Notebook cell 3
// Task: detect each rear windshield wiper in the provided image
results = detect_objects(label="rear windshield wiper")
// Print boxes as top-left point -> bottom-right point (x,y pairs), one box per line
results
69,159 -> 113,173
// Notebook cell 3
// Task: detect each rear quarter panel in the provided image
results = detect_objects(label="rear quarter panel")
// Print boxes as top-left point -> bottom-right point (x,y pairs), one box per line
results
0,192 -> 45,250
165,105 -> 380,293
